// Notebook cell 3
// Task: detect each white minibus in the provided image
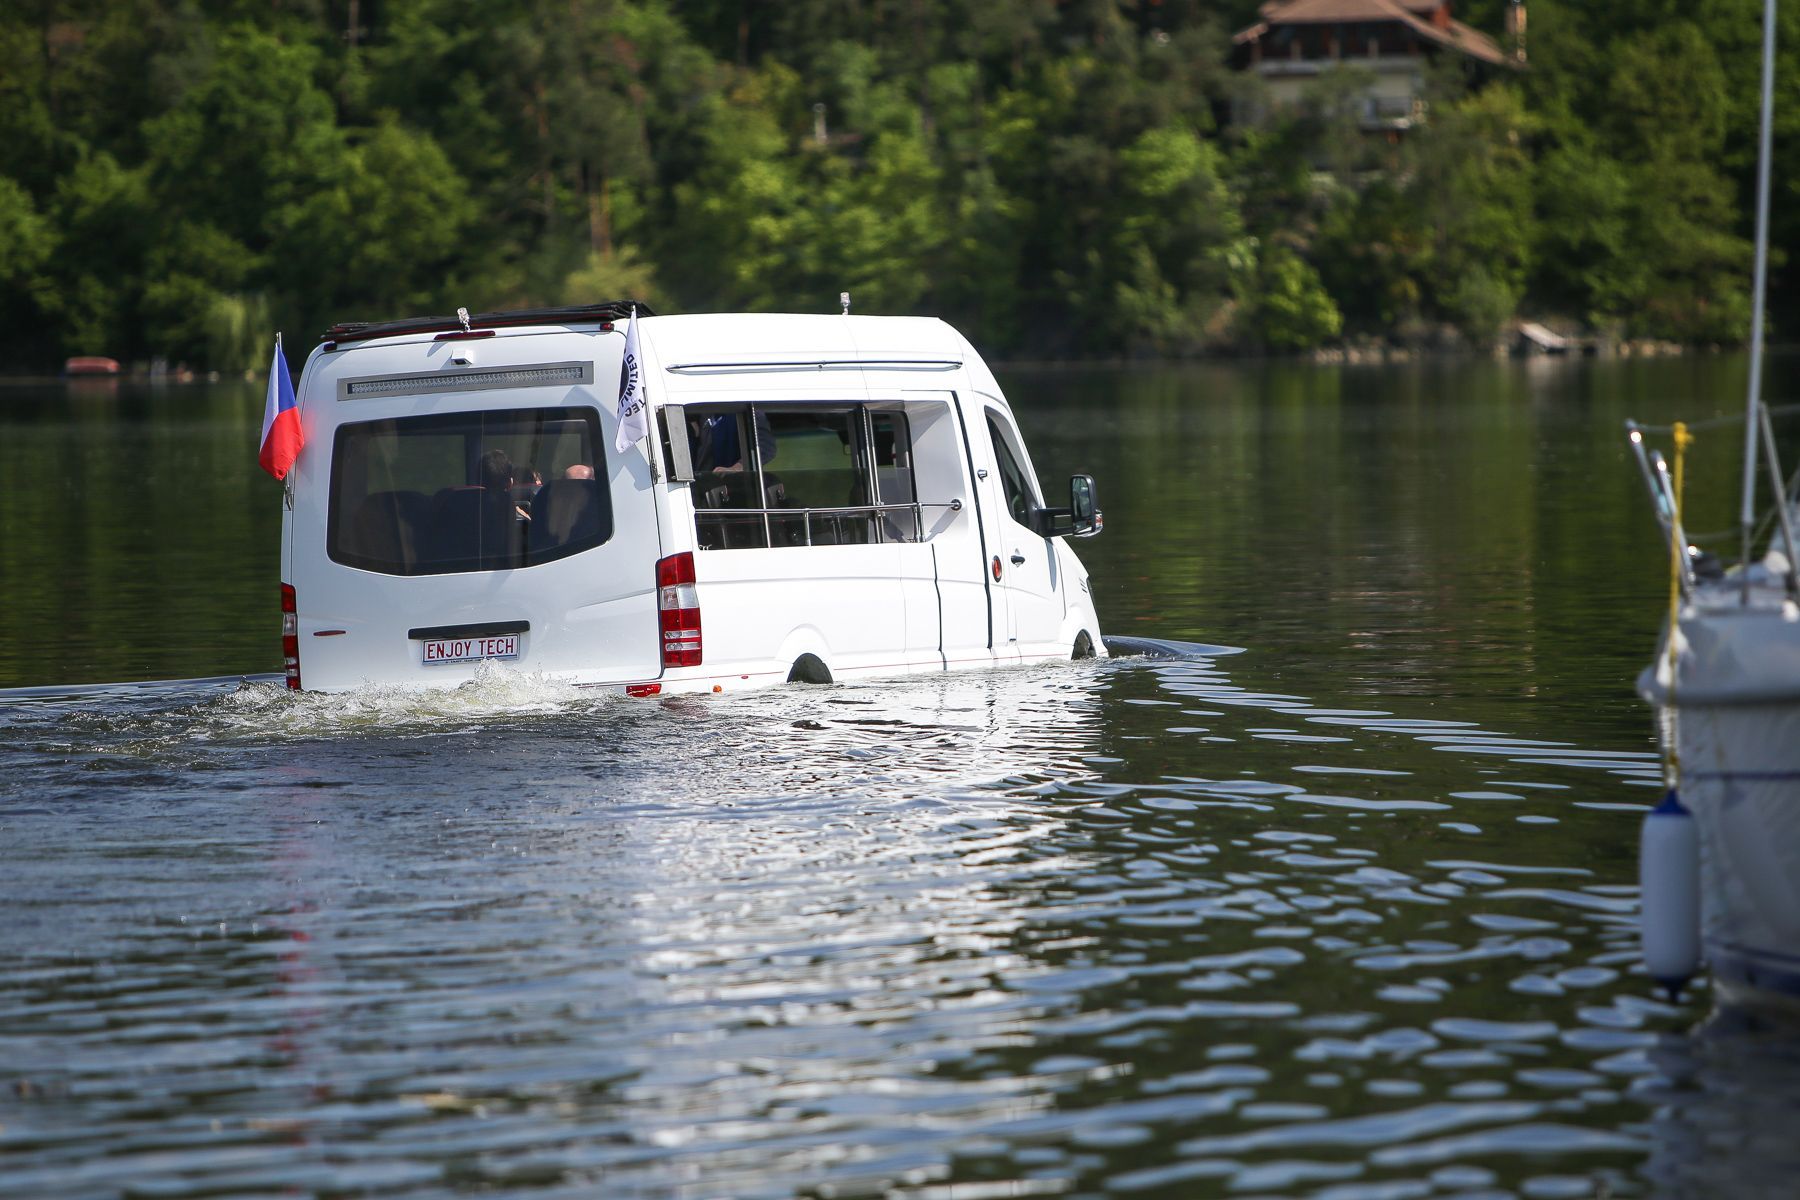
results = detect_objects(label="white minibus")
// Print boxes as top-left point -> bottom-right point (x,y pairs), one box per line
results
279,303 -> 1105,694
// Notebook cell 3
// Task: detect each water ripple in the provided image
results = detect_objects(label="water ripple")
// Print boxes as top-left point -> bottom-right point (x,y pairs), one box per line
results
0,649 -> 1786,1198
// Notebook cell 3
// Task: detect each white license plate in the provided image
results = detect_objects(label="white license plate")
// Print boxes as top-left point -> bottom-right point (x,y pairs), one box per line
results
421,634 -> 519,665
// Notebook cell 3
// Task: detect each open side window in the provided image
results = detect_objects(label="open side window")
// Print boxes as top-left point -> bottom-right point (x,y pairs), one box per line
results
685,402 -> 918,550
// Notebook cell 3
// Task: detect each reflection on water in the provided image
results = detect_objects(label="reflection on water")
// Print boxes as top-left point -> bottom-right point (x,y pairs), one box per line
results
7,356 -> 1800,1198
5,647 -> 1791,1199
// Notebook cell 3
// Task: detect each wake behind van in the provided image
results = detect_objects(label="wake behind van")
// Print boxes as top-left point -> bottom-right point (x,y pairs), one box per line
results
280,302 -> 1105,694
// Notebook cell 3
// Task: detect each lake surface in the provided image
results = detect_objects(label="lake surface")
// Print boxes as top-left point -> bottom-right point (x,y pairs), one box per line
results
6,356 -> 1800,1198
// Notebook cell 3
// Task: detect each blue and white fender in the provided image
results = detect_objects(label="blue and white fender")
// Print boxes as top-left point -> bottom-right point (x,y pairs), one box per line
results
1640,788 -> 1701,996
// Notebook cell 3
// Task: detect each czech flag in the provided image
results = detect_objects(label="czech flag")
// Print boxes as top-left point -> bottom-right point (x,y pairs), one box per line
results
258,334 -> 304,481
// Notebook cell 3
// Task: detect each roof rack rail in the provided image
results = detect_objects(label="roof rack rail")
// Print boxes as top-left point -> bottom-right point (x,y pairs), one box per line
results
320,300 -> 655,345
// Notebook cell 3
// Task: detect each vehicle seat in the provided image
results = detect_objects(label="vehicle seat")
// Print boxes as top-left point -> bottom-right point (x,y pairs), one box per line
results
528,478 -> 608,557
350,490 -> 431,566
429,487 -> 520,569
696,472 -> 780,549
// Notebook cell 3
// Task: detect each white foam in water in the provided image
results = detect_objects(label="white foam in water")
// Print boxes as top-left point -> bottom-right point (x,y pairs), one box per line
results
208,661 -> 596,738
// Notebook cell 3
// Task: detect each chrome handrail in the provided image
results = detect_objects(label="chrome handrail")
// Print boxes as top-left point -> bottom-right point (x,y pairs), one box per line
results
693,500 -> 961,546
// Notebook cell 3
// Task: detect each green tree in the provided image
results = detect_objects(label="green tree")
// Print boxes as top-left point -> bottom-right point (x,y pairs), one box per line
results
41,151 -> 153,357
1110,124 -> 1246,352
267,118 -> 475,328
1605,24 -> 1751,340
1242,244 -> 1341,351
1531,140 -> 1639,324
0,176 -> 54,287
1409,85 -> 1537,342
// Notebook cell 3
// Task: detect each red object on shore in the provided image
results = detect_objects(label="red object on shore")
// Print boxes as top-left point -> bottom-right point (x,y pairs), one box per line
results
64,356 -> 120,376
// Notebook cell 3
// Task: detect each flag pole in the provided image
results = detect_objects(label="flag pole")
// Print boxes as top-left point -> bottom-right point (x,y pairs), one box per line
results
1739,0 -> 1776,602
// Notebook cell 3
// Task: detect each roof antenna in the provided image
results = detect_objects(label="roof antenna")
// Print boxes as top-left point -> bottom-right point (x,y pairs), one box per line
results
840,291 -> 851,316
456,306 -> 471,332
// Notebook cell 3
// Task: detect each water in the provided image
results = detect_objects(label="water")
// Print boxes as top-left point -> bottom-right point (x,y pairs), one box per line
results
5,356 -> 1800,1198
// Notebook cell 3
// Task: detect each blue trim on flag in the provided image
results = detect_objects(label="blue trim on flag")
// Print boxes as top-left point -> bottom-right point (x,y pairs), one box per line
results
274,339 -> 295,414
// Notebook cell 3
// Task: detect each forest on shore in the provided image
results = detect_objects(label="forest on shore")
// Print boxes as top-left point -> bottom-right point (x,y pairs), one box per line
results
2,1 -> 1796,371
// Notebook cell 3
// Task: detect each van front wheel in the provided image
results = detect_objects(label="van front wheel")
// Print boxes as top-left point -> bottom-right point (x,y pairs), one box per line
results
788,654 -> 833,684
1072,632 -> 1095,660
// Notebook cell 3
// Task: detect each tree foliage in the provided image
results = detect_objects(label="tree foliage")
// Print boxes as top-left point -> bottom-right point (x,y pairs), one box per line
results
0,0 -> 1786,368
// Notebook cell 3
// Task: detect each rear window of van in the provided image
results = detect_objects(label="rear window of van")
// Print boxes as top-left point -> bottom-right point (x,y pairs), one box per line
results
328,408 -> 610,575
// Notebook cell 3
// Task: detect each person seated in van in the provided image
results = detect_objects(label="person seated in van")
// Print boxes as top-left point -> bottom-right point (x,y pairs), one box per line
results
479,449 -> 531,521
562,463 -> 595,481
694,409 -> 776,474
511,464 -> 543,507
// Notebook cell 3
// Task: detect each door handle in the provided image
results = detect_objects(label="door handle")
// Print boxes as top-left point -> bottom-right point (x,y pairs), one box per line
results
1010,552 -> 1026,566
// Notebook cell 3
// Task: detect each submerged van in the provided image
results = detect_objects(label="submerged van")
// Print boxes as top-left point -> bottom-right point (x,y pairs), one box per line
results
279,302 -> 1105,694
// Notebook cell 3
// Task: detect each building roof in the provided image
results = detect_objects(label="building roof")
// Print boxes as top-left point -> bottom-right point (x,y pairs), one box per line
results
1233,0 -> 1513,69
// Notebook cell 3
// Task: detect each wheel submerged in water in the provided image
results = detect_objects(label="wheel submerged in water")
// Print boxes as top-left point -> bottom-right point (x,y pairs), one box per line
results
788,654 -> 833,684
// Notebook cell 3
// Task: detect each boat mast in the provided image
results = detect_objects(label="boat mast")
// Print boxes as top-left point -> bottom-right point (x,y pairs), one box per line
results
1740,0 -> 1778,600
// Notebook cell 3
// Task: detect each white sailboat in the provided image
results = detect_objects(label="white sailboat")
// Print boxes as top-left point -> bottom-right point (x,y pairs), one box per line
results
1629,0 -> 1800,1010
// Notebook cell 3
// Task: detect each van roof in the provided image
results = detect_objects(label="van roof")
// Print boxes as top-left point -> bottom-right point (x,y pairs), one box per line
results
313,306 -> 997,397
639,312 -> 967,371
321,300 -> 651,345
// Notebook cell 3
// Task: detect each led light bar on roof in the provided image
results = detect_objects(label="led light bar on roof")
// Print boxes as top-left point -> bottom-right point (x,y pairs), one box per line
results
337,361 -> 593,402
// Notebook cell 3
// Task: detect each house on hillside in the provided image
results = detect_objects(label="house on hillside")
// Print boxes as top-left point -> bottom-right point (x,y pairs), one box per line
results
1230,0 -> 1525,134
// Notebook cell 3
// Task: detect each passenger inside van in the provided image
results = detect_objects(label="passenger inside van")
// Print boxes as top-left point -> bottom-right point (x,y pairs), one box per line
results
330,407 -> 610,575
694,410 -> 776,474
480,449 -> 531,521
511,463 -> 543,506
529,475 -> 608,554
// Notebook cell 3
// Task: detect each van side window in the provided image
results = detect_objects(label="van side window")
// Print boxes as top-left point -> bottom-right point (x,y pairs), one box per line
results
765,408 -> 867,546
328,407 -> 609,575
871,412 -> 915,507
688,405 -> 778,549
690,403 -> 919,550
986,414 -> 1033,526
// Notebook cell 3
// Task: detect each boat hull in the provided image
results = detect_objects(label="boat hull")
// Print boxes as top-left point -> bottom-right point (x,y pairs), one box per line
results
1643,601 -> 1800,1012
1663,700 -> 1800,1009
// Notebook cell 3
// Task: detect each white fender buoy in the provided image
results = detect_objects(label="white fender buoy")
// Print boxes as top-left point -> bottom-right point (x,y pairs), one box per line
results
1640,788 -> 1701,996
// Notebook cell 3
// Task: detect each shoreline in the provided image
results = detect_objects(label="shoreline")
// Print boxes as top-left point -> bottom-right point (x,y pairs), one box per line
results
5,339 -> 1790,383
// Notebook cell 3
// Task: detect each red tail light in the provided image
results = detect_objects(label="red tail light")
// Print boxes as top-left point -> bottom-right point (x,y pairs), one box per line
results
280,583 -> 301,690
656,552 -> 701,668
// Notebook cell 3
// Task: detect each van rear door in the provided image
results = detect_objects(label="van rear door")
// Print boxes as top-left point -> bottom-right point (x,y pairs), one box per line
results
289,337 -> 664,690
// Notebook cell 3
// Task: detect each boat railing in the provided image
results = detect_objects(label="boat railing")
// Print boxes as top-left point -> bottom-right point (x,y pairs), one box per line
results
1627,402 -> 1800,598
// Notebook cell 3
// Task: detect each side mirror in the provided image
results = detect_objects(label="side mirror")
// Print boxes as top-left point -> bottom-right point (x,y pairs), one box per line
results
1027,473 -> 1103,538
1069,473 -> 1102,537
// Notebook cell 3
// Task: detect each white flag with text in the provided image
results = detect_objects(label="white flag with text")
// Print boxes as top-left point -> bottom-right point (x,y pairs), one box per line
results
615,306 -> 647,452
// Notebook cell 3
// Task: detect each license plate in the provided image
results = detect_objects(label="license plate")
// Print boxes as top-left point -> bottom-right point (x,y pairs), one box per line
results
421,634 -> 519,665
